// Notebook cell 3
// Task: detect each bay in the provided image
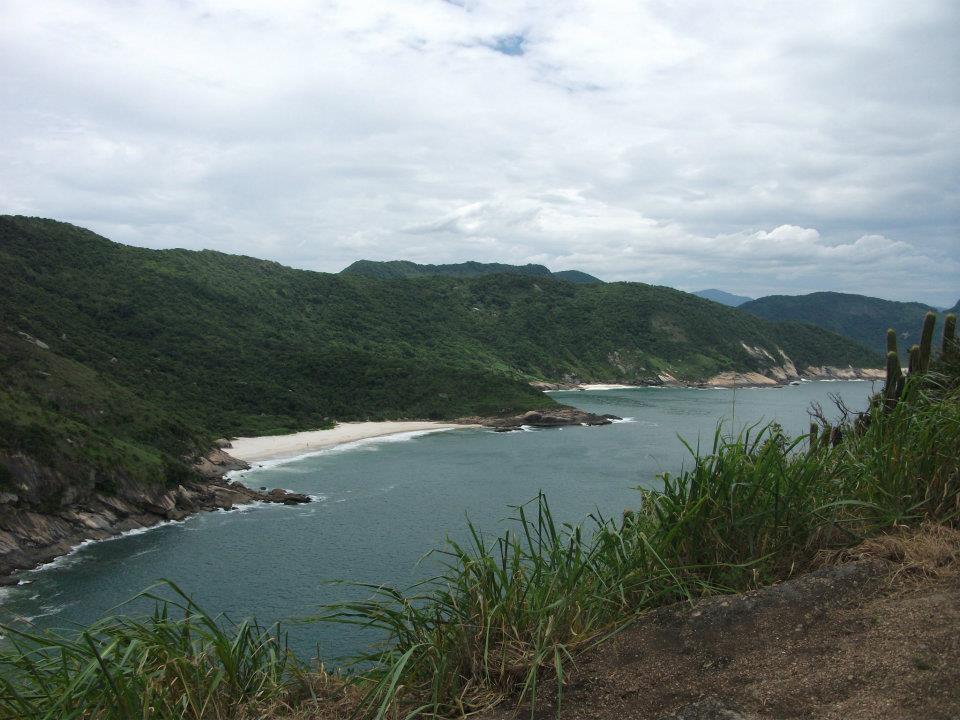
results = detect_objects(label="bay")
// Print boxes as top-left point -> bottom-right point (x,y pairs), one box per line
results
0,380 -> 877,662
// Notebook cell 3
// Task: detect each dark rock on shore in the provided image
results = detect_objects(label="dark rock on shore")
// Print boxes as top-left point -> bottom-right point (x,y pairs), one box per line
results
0,446 -> 310,583
460,407 -> 620,431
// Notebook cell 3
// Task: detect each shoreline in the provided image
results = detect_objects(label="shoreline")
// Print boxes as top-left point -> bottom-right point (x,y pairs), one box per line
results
226,421 -> 477,465
0,377 -> 878,582
0,469 -> 309,585
537,367 -> 885,392
0,422 -> 510,584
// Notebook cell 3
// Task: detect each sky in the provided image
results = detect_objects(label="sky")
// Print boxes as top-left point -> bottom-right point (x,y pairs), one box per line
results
1,1 -> 958,306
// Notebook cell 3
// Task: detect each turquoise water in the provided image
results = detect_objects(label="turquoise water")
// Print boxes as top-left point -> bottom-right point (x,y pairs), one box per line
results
0,381 -> 877,662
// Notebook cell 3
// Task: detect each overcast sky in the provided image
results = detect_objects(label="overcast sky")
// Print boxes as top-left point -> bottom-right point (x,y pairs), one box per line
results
2,1 -> 958,305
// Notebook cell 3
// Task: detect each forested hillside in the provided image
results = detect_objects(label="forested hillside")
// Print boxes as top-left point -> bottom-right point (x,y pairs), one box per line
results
1,216 -> 878,493
341,259 -> 603,283
741,291 -> 954,354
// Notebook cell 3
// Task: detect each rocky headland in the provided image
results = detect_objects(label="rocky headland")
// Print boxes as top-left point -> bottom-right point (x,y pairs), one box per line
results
0,445 -> 309,584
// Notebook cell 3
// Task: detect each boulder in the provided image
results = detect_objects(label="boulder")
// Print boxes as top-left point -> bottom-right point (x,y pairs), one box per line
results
266,488 -> 310,505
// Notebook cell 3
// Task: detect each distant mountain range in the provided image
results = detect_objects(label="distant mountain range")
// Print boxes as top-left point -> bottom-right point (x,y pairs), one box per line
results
345,262 -> 960,355
740,292 -> 958,355
691,289 -> 753,307
341,259 -> 603,284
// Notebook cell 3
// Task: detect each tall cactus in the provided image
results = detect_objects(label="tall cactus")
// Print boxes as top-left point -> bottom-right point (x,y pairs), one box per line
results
883,350 -> 903,411
886,328 -> 898,356
918,311 -> 936,373
908,344 -> 921,375
943,313 -> 957,359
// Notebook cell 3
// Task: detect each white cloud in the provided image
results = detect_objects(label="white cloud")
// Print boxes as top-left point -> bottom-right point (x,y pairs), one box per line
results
0,0 -> 957,305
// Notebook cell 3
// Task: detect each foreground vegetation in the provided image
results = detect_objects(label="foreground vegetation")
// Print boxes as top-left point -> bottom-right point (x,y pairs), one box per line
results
0,314 -> 955,719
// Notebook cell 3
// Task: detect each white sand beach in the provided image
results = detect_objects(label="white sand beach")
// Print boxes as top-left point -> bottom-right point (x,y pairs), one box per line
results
226,422 -> 474,463
577,383 -> 640,390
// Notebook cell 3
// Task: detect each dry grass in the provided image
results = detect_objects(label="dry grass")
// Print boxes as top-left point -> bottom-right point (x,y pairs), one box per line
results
817,523 -> 960,579
238,671 -> 362,720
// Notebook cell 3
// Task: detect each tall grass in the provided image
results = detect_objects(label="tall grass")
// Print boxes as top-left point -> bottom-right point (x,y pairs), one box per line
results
318,497 -> 714,718
0,581 -> 303,720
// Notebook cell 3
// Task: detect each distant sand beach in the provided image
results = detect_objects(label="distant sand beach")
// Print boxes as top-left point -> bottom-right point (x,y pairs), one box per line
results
226,422 -> 475,463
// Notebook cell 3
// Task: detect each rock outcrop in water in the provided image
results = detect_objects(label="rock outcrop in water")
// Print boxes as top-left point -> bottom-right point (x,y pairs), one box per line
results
0,447 -> 309,584
460,407 -> 620,431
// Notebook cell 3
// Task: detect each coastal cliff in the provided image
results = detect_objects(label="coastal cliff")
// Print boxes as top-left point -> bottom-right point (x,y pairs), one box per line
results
0,447 -> 308,582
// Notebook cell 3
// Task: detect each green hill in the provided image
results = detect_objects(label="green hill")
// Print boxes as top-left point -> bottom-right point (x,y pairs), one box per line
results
551,270 -> 603,284
341,259 -> 602,284
740,292 -> 952,354
0,216 -> 879,500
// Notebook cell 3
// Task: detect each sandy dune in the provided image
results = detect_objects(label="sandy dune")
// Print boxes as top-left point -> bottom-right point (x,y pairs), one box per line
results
226,422 -> 472,463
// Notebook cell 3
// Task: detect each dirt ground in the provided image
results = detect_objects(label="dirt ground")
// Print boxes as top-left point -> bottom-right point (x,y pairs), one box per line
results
481,526 -> 960,720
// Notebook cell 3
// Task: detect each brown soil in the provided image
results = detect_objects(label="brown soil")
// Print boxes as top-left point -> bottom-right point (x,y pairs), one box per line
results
479,526 -> 960,720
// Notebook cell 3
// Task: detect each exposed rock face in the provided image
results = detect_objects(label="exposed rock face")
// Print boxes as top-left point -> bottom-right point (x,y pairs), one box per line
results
703,371 -> 780,387
460,407 -> 620,431
529,357 -> 884,392
528,380 -> 579,391
657,698 -> 754,720
703,365 -> 884,388
803,365 -> 885,381
194,447 -> 248,478
0,447 -> 309,583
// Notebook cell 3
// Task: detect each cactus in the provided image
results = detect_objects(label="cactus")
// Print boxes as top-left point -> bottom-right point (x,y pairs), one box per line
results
883,351 -> 903,411
943,313 -> 957,359
918,311 -> 936,373
819,423 -> 831,449
908,344 -> 920,375
886,328 -> 898,356
808,422 -> 819,453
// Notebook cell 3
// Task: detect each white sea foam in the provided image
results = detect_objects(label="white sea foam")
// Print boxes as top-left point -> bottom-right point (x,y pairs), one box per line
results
226,500 -> 271,514
611,417 -> 636,424
23,518 -> 187,578
14,495 -> 287,586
